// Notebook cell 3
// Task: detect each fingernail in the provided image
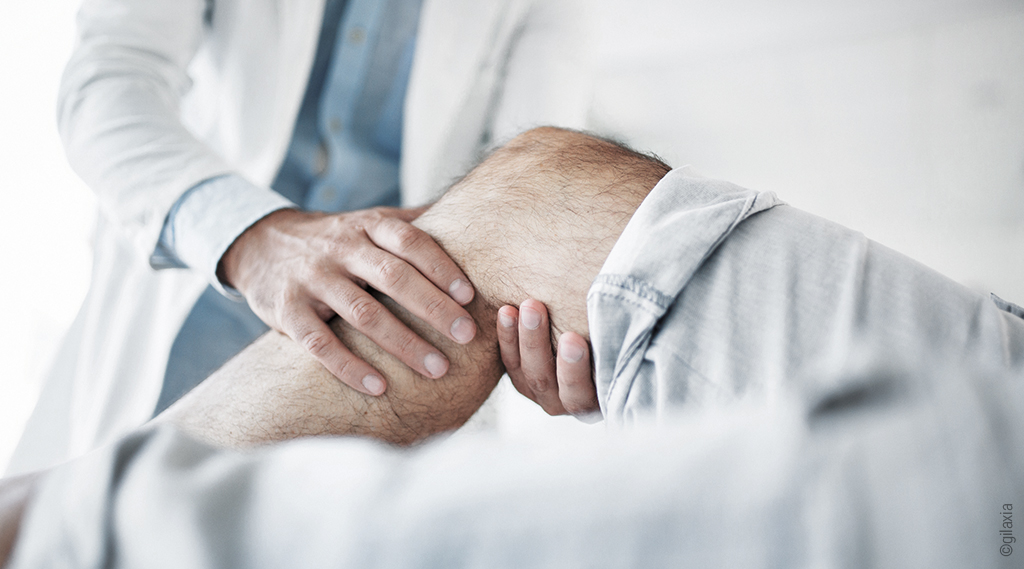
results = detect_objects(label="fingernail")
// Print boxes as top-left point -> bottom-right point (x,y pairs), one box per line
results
560,340 -> 585,363
449,279 -> 474,305
451,316 -> 476,344
423,352 -> 449,378
498,311 -> 516,328
521,306 -> 541,330
362,374 -> 385,396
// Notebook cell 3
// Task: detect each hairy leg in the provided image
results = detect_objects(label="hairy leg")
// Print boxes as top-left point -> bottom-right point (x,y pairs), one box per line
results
155,127 -> 670,447
155,293 -> 501,447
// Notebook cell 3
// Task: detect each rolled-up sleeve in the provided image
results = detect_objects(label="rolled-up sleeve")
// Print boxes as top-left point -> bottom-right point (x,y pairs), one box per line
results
589,169 -> 1024,426
152,175 -> 296,297
587,168 -> 781,425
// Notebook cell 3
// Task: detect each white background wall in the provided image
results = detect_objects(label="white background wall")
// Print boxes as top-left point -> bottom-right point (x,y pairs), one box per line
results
586,0 -> 1024,302
1,0 -> 1023,473
0,2 -> 95,473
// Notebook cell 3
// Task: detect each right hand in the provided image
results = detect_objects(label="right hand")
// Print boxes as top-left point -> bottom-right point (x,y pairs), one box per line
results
218,207 -> 477,396
497,299 -> 601,421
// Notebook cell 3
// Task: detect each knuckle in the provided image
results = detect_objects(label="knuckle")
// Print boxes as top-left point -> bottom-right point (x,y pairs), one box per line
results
274,306 -> 293,332
522,333 -> 551,352
322,237 -> 346,258
277,308 -> 297,331
326,214 -> 354,236
529,373 -> 556,394
392,223 -> 423,251
376,259 -> 407,290
334,355 -> 362,383
299,330 -> 334,359
311,301 -> 335,321
423,294 -> 449,321
426,258 -> 449,280
332,283 -> 362,309
353,209 -> 384,230
348,296 -> 384,329
393,330 -> 422,361
276,298 -> 306,328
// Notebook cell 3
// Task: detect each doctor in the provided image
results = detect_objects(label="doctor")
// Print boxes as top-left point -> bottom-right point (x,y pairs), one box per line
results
8,0 -> 596,475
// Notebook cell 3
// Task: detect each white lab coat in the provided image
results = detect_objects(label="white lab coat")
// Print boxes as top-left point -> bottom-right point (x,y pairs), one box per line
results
9,0 -> 593,475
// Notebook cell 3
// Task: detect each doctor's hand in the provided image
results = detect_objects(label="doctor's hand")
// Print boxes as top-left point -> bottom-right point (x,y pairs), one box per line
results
497,300 -> 601,422
218,207 -> 477,396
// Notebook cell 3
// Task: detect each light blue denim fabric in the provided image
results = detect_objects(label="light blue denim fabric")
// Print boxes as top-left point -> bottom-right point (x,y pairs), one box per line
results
11,169 -> 1024,567
589,168 -> 1024,426
154,0 -> 422,277
151,0 -> 423,415
11,357 -> 1023,569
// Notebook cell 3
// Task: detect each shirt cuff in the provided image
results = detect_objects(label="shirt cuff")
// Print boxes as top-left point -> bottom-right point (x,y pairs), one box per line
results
150,174 -> 297,299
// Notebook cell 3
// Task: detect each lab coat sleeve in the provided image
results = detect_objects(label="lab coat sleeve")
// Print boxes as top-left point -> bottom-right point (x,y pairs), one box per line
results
154,174 -> 295,294
57,0 -> 237,261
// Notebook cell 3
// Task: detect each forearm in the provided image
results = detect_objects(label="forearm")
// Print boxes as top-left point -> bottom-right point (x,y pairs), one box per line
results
154,294 -> 503,447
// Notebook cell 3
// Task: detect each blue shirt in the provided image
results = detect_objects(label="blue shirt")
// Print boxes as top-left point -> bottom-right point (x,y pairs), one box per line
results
154,0 -> 423,291
149,0 -> 424,414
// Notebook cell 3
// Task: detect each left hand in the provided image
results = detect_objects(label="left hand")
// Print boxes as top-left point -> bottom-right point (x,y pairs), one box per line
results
497,299 -> 601,421
218,206 -> 476,396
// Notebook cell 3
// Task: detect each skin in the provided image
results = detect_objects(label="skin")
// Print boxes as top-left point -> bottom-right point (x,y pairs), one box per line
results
155,292 -> 503,448
158,127 -> 667,448
219,184 -> 594,403
421,127 -> 666,416
499,302 -> 596,417
219,205 -> 478,395
0,127 -> 668,563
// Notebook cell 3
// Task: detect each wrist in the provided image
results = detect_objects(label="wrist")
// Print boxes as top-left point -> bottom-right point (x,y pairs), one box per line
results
217,208 -> 312,291
162,175 -> 298,290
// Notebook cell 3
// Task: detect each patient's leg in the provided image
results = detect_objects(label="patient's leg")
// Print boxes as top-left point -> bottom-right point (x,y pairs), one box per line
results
155,127 -> 670,447
155,293 -> 502,447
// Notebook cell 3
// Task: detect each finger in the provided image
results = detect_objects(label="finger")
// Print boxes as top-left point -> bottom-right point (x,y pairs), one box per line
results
557,332 -> 601,420
314,279 -> 452,380
369,205 -> 427,223
351,246 -> 477,346
281,307 -> 387,396
366,216 -> 476,306
496,305 -> 538,402
497,305 -> 522,372
391,205 -> 429,222
518,299 -> 567,416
